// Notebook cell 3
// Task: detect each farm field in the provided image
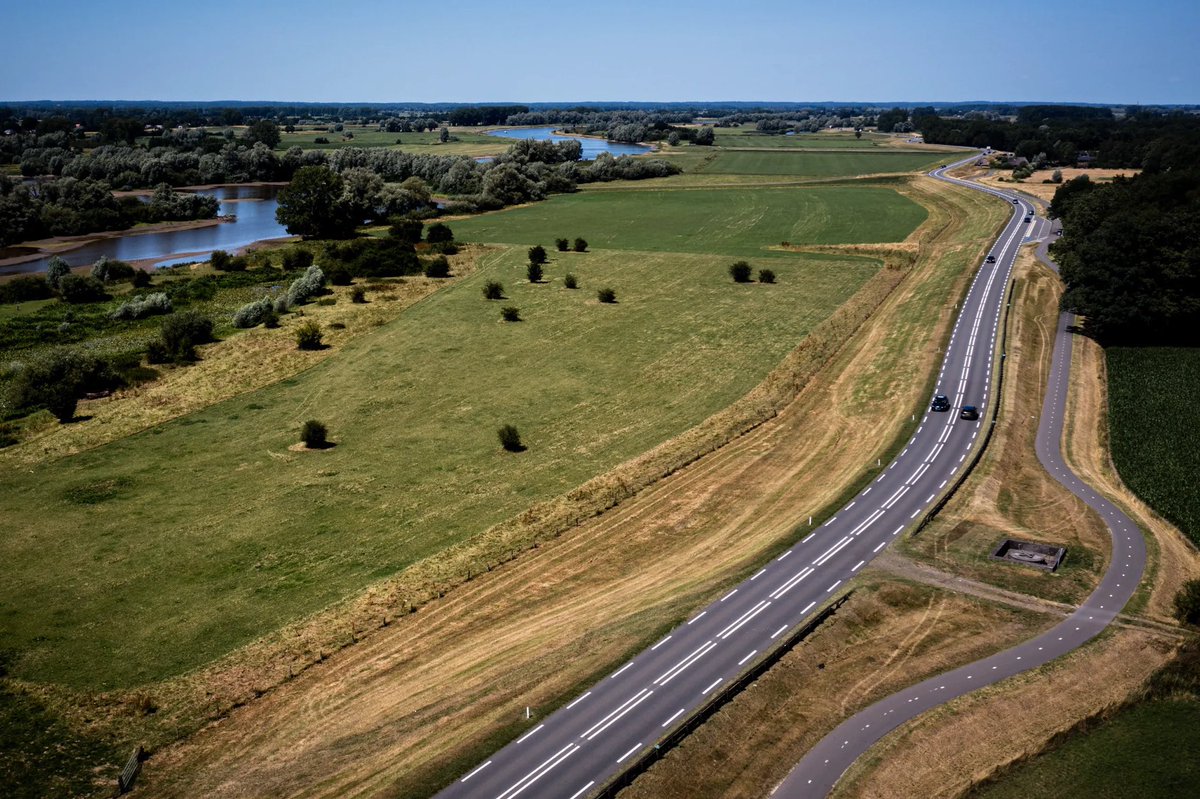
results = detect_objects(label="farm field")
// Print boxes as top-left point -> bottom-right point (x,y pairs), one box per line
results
713,127 -> 884,148
0,216 -> 885,690
1106,347 -> 1200,544
451,184 -> 927,255
695,149 -> 958,177
967,699 -> 1200,799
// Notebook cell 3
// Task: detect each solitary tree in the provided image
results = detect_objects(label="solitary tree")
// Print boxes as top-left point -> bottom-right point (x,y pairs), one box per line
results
597,287 -> 617,303
563,273 -> 578,289
276,166 -> 356,239
439,126 -> 450,143
573,237 -> 588,253
555,238 -> 569,252
500,305 -> 521,322
854,128 -> 863,140
300,419 -> 328,449
426,222 -> 454,244
729,261 -> 753,283
693,126 -> 715,146
246,119 -> 282,148
497,424 -> 525,452
45,256 -> 70,292
758,268 -> 777,284
528,245 -> 547,265
483,280 -> 505,300
527,262 -> 543,283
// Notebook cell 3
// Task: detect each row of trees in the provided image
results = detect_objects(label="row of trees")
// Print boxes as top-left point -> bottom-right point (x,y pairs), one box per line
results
0,176 -> 219,246
1052,169 -> 1200,345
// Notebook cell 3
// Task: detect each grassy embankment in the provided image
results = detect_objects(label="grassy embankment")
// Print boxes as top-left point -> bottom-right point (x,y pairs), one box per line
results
0,185 -> 918,692
139,174 -> 1006,799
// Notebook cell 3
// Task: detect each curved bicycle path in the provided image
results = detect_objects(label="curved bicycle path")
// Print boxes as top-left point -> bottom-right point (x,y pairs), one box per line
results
772,166 -> 1148,797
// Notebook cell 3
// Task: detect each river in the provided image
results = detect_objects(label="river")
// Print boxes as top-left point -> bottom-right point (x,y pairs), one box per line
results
1,184 -> 289,277
484,127 -> 653,159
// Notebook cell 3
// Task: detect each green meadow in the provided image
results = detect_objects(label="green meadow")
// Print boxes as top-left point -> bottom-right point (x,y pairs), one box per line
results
695,149 -> 956,177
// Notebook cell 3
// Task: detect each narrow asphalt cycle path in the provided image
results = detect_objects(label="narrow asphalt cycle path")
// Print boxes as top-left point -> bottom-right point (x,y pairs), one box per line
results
771,168 -> 1148,798
435,154 -> 1063,799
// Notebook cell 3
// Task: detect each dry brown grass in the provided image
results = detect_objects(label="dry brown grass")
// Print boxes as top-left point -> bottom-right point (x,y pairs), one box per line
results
902,250 -> 1112,605
0,247 -> 486,468
832,629 -> 1174,799
976,168 -> 1140,202
619,580 -> 1050,799
134,178 -> 1006,798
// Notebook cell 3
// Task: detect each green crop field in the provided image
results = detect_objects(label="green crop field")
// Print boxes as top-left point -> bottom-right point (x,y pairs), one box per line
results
0,239 -> 881,689
695,149 -> 956,177
1106,347 -> 1200,544
714,130 -> 883,148
451,185 -> 927,255
968,699 -> 1200,799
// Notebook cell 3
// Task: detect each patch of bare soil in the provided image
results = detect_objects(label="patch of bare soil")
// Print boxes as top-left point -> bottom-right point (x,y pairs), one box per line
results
136,178 -> 1004,798
976,168 -> 1140,203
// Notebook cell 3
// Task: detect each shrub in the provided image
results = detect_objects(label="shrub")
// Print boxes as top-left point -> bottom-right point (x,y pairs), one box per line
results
45,256 -> 70,291
6,349 -> 123,422
111,292 -> 172,321
500,305 -> 521,322
351,286 -> 366,303
155,310 -> 214,362
527,262 -> 543,283
209,250 -> 233,271
563,273 -> 578,289
286,265 -> 327,307
58,274 -> 108,304
262,306 -> 279,328
273,295 -> 290,315
0,275 -> 53,304
758,268 -> 777,284
497,424 -> 524,452
428,240 -> 459,255
131,269 -> 152,288
597,287 -> 617,303
232,296 -> 275,328
281,247 -> 315,271
326,264 -> 353,286
1176,580 -> 1200,626
528,245 -> 547,265
573,237 -> 588,253
424,256 -> 451,278
388,217 -> 424,244
90,256 -> 135,283
316,297 -> 336,306
300,419 -> 328,449
483,280 -> 505,300
295,320 -> 324,350
426,222 -> 454,244
555,238 -> 569,252
729,261 -> 753,283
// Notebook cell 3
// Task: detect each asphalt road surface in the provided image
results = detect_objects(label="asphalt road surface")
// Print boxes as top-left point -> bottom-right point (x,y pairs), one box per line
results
770,166 -> 1147,797
434,156 -> 1110,799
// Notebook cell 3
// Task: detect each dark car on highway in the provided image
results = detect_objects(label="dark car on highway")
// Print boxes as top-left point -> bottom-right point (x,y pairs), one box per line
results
960,404 -> 980,420
986,255 -> 996,263
931,394 -> 951,412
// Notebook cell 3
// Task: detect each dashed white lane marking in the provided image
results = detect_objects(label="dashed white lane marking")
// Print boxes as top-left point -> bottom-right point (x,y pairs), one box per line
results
460,760 -> 491,782
567,781 -> 595,799
651,635 -> 672,651
661,708 -> 687,728
771,624 -> 790,639
565,692 -> 591,710
701,677 -> 723,695
610,662 -> 634,679
616,743 -> 642,763
738,649 -> 758,666
687,611 -> 706,625
516,724 -> 545,744
720,588 -> 738,601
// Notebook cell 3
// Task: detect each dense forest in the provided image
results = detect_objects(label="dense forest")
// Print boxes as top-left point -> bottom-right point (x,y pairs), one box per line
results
1050,169 -> 1200,346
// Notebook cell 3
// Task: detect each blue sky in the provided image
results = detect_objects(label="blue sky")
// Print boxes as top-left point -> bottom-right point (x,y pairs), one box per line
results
2,0 -> 1197,103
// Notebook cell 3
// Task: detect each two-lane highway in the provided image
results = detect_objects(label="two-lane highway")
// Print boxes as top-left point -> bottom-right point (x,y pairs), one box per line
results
436,156 -> 1036,799
771,167 -> 1147,797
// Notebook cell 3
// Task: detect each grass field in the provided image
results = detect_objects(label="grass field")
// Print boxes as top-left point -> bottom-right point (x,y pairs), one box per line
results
0,234 -> 883,690
451,185 -> 926,255
277,126 -> 504,157
1106,347 -> 1200,544
695,149 -> 958,177
713,130 -> 882,149
967,699 -> 1200,799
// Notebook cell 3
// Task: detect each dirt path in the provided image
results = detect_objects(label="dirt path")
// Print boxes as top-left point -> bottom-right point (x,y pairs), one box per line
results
139,177 -> 1003,799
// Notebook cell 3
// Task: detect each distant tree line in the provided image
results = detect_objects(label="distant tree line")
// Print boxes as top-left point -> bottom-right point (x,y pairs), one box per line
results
914,106 -> 1200,169
447,105 -> 531,126
0,176 -> 218,246
1051,169 -> 1200,345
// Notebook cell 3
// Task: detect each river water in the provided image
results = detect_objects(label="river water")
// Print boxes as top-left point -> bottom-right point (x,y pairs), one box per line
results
484,127 -> 653,158
3,130 -> 653,277
1,185 -> 289,276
